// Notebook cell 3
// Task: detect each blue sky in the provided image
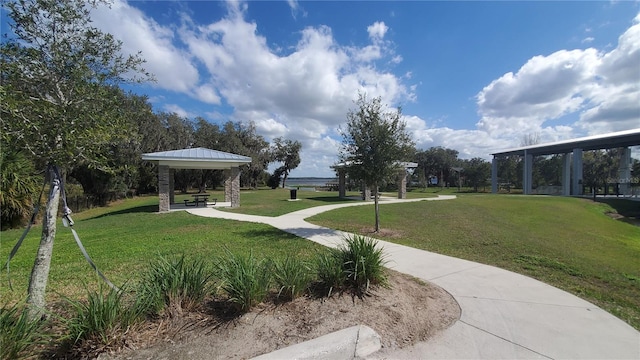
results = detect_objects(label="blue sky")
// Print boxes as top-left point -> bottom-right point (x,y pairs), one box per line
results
7,1 -> 640,177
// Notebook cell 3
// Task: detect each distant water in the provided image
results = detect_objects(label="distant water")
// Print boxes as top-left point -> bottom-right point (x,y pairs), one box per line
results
286,177 -> 337,187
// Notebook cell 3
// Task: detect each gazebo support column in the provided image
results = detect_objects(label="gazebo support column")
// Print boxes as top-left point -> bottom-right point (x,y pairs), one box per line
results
572,148 -> 583,196
562,154 -> 571,196
618,147 -> 632,196
491,157 -> 498,193
169,168 -> 175,205
397,169 -> 407,199
158,165 -> 170,212
225,167 -> 241,208
338,169 -> 346,198
523,150 -> 533,195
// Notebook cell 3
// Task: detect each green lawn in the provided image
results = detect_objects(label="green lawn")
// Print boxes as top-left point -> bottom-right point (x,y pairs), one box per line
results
0,196 -> 324,305
213,188 -> 433,216
307,195 -> 640,330
5,192 -> 638,331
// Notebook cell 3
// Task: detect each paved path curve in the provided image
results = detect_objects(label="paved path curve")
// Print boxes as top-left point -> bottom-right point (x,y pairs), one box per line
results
186,196 -> 640,359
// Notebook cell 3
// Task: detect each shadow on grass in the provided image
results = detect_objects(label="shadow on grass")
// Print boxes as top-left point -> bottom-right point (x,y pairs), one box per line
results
304,196 -> 359,203
87,204 -> 158,220
595,198 -> 640,226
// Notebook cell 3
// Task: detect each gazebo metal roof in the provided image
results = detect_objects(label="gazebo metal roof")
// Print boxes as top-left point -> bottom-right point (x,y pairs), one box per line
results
142,148 -> 252,169
491,128 -> 640,157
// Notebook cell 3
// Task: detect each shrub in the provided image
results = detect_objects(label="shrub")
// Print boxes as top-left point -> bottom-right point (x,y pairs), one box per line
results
0,302 -> 48,360
272,256 -> 313,300
215,250 -> 271,312
137,254 -> 213,316
64,286 -> 144,352
339,234 -> 388,294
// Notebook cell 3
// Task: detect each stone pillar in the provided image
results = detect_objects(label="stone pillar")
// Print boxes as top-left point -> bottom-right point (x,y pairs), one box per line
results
158,165 -> 170,212
491,157 -> 498,193
338,169 -> 346,198
225,167 -> 241,207
523,151 -> 533,195
562,154 -> 571,196
169,168 -> 175,205
572,148 -> 583,196
618,147 -> 632,196
397,169 -> 407,199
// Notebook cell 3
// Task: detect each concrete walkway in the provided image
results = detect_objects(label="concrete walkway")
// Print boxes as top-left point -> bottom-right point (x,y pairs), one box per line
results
186,196 -> 640,359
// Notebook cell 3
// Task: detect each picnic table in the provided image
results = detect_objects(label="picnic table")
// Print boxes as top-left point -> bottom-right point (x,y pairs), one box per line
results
184,194 -> 216,207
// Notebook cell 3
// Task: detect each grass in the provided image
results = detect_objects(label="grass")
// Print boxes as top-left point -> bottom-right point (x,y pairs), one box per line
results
215,250 -> 272,312
218,188 -> 361,216
272,256 -> 313,300
308,194 -> 640,330
0,195 -> 323,306
338,234 -> 388,294
0,302 -> 49,360
137,254 -> 213,316
64,286 -> 145,352
211,187 -> 436,216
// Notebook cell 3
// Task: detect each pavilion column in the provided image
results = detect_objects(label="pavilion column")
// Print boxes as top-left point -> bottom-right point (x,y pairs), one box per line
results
169,168 -> 175,205
523,151 -> 533,195
225,167 -> 241,208
618,147 -> 632,196
338,169 -> 346,198
562,154 -> 571,196
397,169 -> 407,199
572,148 -> 583,196
158,165 -> 170,212
491,157 -> 498,193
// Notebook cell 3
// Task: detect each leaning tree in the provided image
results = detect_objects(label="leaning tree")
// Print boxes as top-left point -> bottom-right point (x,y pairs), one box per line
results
340,94 -> 414,232
1,0 -> 151,319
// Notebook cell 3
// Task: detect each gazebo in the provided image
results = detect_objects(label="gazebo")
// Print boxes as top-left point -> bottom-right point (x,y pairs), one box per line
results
331,161 -> 418,200
142,148 -> 252,211
490,129 -> 640,196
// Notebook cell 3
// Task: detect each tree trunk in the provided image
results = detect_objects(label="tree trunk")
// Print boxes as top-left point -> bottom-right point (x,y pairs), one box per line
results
374,185 -> 380,232
27,170 -> 60,320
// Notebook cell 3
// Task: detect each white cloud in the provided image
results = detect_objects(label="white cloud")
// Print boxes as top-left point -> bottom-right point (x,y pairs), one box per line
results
287,0 -> 307,19
163,104 -> 193,118
476,10 -> 640,142
91,0 -> 200,93
367,21 -> 388,41
94,1 -> 639,176
582,37 -> 595,43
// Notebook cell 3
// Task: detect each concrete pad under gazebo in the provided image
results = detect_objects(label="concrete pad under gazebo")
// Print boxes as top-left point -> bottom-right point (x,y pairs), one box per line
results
142,148 -> 252,212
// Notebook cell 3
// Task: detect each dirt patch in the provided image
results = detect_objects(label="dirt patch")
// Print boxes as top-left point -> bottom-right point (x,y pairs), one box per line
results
360,227 -> 405,238
98,270 -> 460,360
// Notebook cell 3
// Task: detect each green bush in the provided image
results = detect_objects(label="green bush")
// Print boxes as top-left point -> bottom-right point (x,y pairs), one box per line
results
338,234 -> 388,293
272,256 -> 313,300
137,254 -> 213,316
216,250 -> 271,312
64,286 -> 144,350
313,235 -> 388,297
0,302 -> 48,360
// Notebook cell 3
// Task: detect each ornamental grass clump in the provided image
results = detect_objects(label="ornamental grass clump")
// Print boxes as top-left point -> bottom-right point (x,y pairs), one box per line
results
0,302 -> 48,360
272,256 -> 313,301
137,254 -> 213,316
339,234 -> 388,294
64,286 -> 144,354
313,249 -> 344,297
215,250 -> 271,312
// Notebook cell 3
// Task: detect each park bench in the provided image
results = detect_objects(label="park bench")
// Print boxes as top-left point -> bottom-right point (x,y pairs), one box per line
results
183,194 -> 217,207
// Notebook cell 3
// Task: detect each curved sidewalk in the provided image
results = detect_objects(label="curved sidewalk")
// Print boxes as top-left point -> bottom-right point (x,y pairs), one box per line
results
187,196 -> 640,359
